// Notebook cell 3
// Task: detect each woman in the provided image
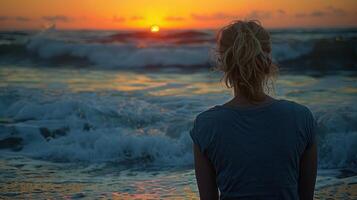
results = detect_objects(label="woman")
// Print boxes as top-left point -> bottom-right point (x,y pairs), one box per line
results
190,20 -> 317,200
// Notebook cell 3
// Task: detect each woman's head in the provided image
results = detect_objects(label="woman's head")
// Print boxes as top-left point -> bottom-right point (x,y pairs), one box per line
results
216,20 -> 277,102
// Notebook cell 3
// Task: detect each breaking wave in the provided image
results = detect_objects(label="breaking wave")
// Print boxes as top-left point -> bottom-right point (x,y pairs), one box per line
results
0,28 -> 356,70
0,88 -> 356,169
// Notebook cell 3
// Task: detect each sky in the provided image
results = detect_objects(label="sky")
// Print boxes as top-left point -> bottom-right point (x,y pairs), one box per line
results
0,0 -> 356,30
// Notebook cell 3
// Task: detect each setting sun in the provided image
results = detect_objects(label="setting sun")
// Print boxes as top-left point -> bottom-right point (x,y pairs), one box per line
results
150,25 -> 160,33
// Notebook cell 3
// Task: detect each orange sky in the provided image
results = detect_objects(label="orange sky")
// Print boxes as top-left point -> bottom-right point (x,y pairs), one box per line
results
0,0 -> 356,30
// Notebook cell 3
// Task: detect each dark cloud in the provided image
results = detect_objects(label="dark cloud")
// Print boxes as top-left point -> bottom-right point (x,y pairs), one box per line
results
130,16 -> 144,20
165,16 -> 185,21
191,13 -> 236,20
0,16 -> 31,22
295,6 -> 348,18
246,10 -> 272,19
15,16 -> 31,22
311,10 -> 326,17
42,15 -> 72,22
112,16 -> 125,23
295,13 -> 306,18
276,9 -> 286,15
326,6 -> 347,16
0,16 -> 9,21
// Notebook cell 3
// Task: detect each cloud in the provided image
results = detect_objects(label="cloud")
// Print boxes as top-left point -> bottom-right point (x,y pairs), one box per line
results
0,16 -> 31,22
42,15 -> 72,23
191,10 -> 283,21
276,9 -> 286,15
191,12 -> 237,20
295,6 -> 348,18
311,10 -> 326,17
130,16 -> 144,20
14,16 -> 31,22
164,16 -> 185,21
295,13 -> 306,18
326,6 -> 347,16
246,10 -> 272,19
0,16 -> 9,21
112,16 -> 125,23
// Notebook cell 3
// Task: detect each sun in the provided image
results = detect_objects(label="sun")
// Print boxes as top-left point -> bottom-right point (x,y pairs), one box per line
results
150,25 -> 160,33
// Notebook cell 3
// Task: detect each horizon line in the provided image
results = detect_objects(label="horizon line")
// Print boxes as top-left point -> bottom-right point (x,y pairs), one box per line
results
1,25 -> 357,32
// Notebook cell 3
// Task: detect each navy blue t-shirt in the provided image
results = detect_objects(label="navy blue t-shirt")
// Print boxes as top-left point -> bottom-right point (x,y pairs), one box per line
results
190,99 -> 317,200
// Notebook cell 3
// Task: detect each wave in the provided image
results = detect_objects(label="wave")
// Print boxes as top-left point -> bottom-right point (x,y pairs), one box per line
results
313,105 -> 357,169
0,29 -> 356,70
27,38 -> 212,68
98,30 -> 214,44
0,88 -> 356,169
0,88 -> 195,166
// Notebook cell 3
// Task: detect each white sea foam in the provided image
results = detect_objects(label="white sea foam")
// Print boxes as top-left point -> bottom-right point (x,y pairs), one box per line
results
0,87 -> 199,165
0,85 -> 356,169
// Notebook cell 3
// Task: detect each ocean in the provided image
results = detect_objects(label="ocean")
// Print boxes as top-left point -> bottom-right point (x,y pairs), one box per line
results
0,28 -> 356,199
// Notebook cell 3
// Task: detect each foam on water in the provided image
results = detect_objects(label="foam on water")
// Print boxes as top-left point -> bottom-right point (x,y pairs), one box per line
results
0,87 -> 200,165
0,72 -> 356,169
313,106 -> 357,168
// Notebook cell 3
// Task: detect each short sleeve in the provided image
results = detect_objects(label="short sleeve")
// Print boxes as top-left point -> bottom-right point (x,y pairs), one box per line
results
304,107 -> 317,149
189,114 -> 216,153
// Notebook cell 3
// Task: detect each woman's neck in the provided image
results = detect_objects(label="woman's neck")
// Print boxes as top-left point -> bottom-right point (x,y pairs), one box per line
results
224,92 -> 273,107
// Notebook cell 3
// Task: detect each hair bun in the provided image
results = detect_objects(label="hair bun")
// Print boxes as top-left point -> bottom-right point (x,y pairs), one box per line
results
216,20 -> 278,102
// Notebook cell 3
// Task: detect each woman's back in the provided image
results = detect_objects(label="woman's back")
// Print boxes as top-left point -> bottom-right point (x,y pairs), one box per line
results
190,99 -> 316,199
191,20 -> 317,200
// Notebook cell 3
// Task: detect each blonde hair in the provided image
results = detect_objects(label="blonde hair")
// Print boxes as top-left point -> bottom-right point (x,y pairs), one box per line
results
216,20 -> 278,102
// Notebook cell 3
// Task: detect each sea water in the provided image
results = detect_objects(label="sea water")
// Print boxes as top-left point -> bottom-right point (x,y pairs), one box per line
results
0,29 -> 356,199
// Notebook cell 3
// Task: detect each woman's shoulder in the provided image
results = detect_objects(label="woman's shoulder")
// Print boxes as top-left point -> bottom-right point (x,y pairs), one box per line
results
192,106 -> 236,129
195,106 -> 225,122
194,99 -> 314,123
277,99 -> 313,115
273,100 -> 315,126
